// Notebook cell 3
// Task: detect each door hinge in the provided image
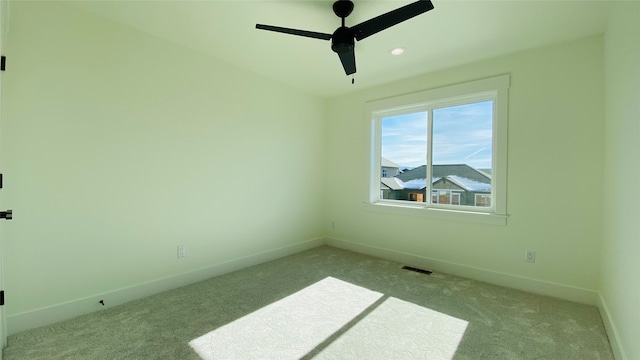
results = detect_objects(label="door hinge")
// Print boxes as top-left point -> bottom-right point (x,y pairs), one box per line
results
0,290 -> 4,306
1,56 -> 5,71
0,210 -> 11,220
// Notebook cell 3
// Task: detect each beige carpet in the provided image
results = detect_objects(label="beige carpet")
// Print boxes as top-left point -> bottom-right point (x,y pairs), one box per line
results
190,277 -> 384,359
2,246 -> 614,359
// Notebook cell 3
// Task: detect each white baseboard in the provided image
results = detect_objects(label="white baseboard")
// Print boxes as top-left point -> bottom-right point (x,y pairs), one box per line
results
326,237 -> 599,305
597,294 -> 628,360
7,237 -> 604,338
6,237 -> 326,336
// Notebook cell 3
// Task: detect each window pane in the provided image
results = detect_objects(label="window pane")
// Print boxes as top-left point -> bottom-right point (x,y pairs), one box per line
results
432,101 -> 493,208
380,112 -> 427,202
452,193 -> 460,205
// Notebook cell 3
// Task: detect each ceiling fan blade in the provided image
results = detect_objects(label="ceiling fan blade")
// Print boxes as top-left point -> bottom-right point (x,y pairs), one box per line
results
351,0 -> 434,41
337,48 -> 356,76
256,24 -> 332,41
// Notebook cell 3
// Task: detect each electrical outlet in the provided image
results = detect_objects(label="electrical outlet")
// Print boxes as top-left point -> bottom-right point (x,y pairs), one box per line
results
525,250 -> 535,263
177,245 -> 186,258
331,221 -> 336,229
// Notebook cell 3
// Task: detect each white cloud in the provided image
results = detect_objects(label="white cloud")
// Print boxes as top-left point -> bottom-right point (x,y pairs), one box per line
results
382,101 -> 493,169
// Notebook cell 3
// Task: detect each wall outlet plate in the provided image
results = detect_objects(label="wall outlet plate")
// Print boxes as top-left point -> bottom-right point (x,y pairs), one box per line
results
525,250 -> 535,263
177,245 -> 186,258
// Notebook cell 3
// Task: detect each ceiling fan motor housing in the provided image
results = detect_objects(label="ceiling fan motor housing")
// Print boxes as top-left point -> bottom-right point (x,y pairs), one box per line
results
331,27 -> 355,54
333,0 -> 354,18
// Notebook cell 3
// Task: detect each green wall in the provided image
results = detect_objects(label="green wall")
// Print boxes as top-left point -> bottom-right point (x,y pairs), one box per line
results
0,2 -> 325,316
601,2 -> 640,359
325,35 -> 605,292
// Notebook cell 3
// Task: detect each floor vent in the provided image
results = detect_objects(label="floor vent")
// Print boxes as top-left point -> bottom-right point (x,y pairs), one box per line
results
401,265 -> 432,275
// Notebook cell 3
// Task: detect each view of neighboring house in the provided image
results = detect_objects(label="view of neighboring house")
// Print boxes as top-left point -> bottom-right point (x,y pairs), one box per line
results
381,157 -> 401,178
381,160 -> 492,207
380,177 -> 404,200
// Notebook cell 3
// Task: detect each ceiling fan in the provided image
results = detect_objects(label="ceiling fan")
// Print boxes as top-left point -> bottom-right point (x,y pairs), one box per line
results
256,0 -> 435,77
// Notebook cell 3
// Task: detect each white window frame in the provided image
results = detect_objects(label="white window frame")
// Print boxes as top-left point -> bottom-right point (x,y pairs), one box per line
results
365,75 -> 509,225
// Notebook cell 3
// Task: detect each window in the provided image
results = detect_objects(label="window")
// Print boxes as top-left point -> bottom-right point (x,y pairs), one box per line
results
367,75 -> 509,225
475,194 -> 491,207
452,192 -> 461,205
431,190 -> 462,205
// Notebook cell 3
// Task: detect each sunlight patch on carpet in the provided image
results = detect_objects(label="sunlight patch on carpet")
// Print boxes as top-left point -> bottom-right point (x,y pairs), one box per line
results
314,297 -> 469,360
189,277 -> 383,360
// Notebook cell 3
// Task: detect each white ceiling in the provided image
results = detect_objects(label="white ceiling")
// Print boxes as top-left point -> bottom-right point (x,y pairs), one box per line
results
68,0 -> 614,97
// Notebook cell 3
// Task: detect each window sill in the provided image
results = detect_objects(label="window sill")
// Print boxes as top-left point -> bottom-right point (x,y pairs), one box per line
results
363,202 -> 507,226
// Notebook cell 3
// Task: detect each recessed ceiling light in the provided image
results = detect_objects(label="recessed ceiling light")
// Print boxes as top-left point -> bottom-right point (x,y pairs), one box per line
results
390,47 -> 406,56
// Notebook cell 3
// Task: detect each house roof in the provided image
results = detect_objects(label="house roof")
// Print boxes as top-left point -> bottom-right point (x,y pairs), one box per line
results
435,176 -> 492,192
381,177 -> 404,190
388,164 -> 492,192
401,178 -> 427,190
391,175 -> 492,192
381,157 -> 401,169
396,164 -> 491,184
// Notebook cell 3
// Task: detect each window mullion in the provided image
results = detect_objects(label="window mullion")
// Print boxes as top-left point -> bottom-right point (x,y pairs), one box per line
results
372,114 -> 382,203
426,108 -> 433,207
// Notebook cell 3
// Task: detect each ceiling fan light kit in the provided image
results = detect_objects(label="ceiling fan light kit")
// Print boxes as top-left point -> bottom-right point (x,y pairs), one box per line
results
256,0 -> 434,79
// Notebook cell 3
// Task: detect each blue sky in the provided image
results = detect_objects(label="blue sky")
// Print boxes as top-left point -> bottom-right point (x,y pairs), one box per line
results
381,101 -> 493,170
